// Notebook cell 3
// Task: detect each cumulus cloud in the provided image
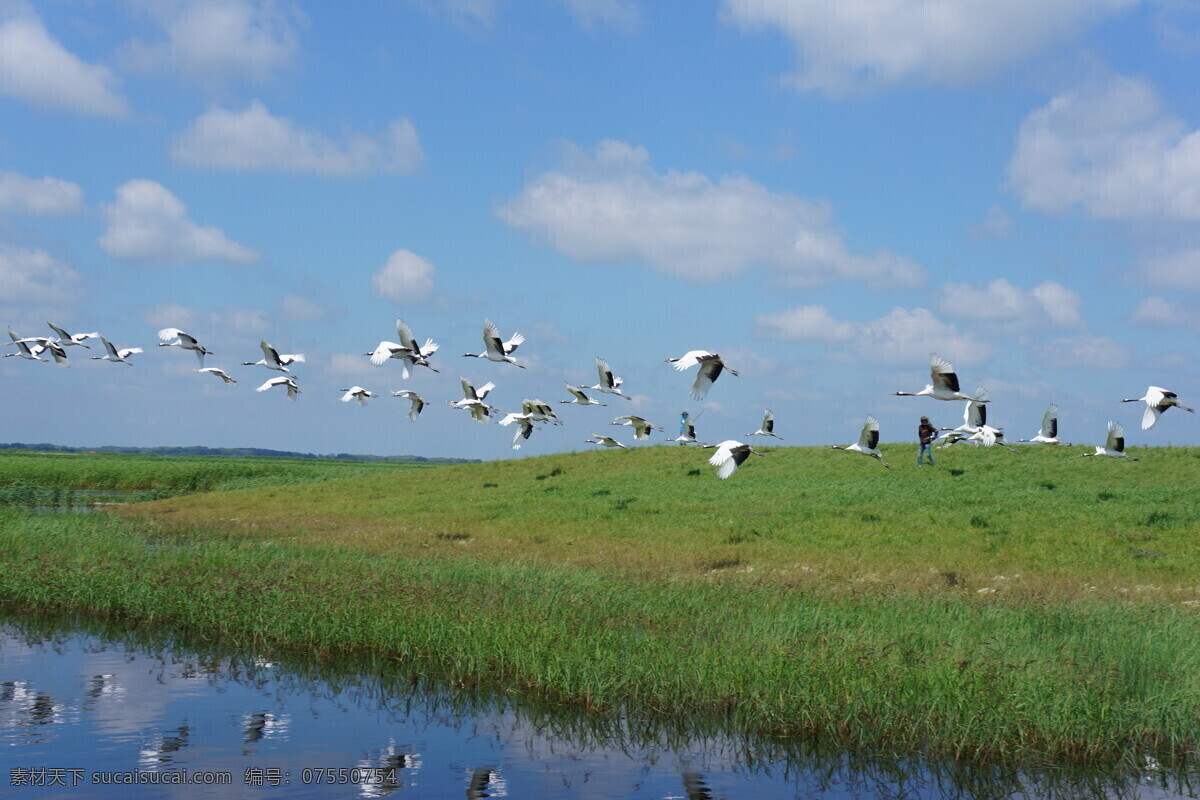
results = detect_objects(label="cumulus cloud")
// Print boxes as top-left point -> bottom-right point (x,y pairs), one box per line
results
754,305 -> 858,342
370,249 -> 435,305
99,179 -> 258,265
172,101 -> 423,175
498,139 -> 922,288
0,171 -> 84,214
329,352 -> 378,376
140,303 -> 268,337
720,0 -> 1137,94
1130,296 -> 1193,328
0,245 -> 84,305
558,0 -> 641,32
1032,335 -> 1131,370
965,204 -> 1013,239
756,305 -> 993,366
1140,248 -> 1200,290
936,278 -> 1082,328
1009,75 -> 1200,220
0,9 -> 128,116
122,0 -> 303,86
281,293 -> 327,322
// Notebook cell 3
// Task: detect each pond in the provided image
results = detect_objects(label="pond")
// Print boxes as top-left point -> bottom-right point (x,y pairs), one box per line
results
0,618 -> 1194,799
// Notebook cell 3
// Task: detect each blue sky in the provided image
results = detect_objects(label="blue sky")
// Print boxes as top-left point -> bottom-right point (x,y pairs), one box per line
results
3,0 -> 1200,460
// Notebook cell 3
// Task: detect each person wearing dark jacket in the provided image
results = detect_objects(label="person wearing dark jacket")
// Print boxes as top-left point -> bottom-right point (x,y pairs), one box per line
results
918,416 -> 937,466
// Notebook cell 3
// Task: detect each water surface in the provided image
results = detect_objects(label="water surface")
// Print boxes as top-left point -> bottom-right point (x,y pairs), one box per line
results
0,620 -> 1192,799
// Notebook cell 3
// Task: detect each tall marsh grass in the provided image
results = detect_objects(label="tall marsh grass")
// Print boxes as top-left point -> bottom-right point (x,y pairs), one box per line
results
0,450 -> 429,498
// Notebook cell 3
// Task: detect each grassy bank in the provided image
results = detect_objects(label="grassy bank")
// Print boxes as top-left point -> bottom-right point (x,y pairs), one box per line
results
3,447 -> 1200,767
2,509 -> 1197,767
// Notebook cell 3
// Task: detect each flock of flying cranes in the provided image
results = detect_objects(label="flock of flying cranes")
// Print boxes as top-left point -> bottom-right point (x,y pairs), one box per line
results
4,319 -> 1194,479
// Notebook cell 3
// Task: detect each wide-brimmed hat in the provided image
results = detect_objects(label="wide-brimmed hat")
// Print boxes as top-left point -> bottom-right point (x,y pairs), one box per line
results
920,416 -> 929,422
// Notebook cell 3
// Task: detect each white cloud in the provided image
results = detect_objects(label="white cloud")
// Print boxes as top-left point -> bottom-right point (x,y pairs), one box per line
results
172,101 -> 423,175
0,9 -> 128,116
140,303 -> 269,338
720,0 -> 1137,94
1009,75 -> 1200,220
1033,335 -> 1131,370
1129,296 -> 1193,328
715,346 -> 779,378
99,180 -> 258,265
281,293 -> 326,322
498,139 -> 922,288
532,320 -> 571,347
0,245 -> 84,304
0,171 -> 84,214
1030,282 -> 1084,327
965,204 -> 1013,239
141,302 -> 198,332
756,305 -> 994,366
329,353 -> 377,376
122,0 -> 303,86
936,278 -> 1082,328
754,305 -> 857,342
1141,248 -> 1200,290
370,249 -> 435,305
558,0 -> 641,32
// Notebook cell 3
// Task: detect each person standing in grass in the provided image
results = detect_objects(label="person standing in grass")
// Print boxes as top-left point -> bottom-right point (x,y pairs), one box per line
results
918,416 -> 938,466
679,410 -> 689,437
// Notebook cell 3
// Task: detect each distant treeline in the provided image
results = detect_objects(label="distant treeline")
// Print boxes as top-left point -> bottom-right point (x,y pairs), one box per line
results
0,443 -> 478,464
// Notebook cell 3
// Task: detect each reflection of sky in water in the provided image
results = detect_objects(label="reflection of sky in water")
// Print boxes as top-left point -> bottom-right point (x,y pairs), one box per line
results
0,624 -> 1192,799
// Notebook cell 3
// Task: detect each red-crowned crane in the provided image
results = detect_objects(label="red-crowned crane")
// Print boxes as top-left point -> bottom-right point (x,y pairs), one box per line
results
830,415 -> 890,468
664,351 -> 738,400
367,319 -> 439,378
1018,404 -> 1070,446
891,354 -> 983,402
560,382 -> 606,406
1080,421 -> 1138,461
611,415 -> 662,440
256,375 -> 300,401
47,322 -> 99,348
747,409 -> 783,439
91,336 -> 142,365
448,377 -> 496,423
243,339 -> 304,373
1120,386 -> 1194,431
703,440 -> 764,480
4,327 -> 47,361
666,417 -> 703,445
584,434 -> 628,449
157,328 -> 212,367
391,390 -> 425,422
463,319 -> 525,368
340,386 -> 379,406
583,357 -> 631,400
196,367 -> 236,384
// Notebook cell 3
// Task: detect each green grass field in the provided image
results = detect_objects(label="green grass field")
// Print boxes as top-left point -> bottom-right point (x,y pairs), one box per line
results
2,445 -> 1199,769
116,442 -> 1200,602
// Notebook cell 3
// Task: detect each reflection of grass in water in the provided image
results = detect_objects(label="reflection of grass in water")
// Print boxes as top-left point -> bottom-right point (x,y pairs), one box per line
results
7,612 -> 1187,799
4,507 -> 1200,770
